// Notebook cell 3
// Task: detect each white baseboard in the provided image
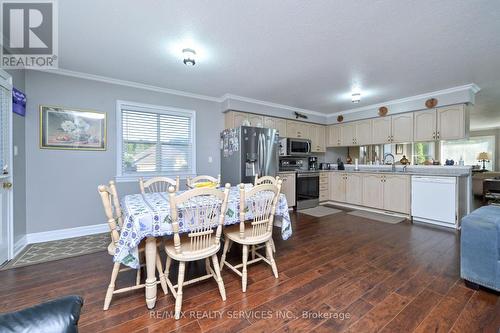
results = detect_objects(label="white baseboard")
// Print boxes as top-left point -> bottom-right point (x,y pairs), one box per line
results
26,223 -> 108,244
13,235 -> 27,258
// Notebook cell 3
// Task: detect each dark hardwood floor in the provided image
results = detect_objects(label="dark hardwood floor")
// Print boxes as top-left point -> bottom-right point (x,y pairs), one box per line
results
1,211 -> 499,332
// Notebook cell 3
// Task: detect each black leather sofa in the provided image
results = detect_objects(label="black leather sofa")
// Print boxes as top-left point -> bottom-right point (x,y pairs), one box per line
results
0,295 -> 83,333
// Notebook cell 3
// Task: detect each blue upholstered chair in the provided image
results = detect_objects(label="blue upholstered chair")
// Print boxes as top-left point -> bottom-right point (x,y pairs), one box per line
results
460,205 -> 500,291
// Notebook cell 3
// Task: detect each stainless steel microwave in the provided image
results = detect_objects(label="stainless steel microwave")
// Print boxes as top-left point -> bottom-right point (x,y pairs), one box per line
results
279,138 -> 311,156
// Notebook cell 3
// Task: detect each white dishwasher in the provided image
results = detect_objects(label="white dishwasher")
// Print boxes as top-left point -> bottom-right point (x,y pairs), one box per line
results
411,176 -> 457,228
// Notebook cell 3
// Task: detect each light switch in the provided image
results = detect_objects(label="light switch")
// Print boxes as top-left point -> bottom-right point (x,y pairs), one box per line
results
13,145 -> 18,156
208,156 -> 213,163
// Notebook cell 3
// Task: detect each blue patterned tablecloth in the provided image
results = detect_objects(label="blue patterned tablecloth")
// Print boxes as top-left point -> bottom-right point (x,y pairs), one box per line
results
115,186 -> 292,268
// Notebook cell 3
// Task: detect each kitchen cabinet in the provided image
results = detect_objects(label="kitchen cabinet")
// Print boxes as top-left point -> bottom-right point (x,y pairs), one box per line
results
362,174 -> 384,209
383,175 -> 410,214
279,172 -> 296,207
414,105 -> 468,142
437,104 -> 467,140
319,172 -> 329,202
286,120 -> 310,139
310,124 -> 326,152
414,109 -> 437,141
355,120 -> 372,146
329,173 -> 346,202
264,116 -> 287,136
345,173 -> 363,205
391,113 -> 414,143
327,124 -> 342,147
225,111 -> 263,128
372,117 -> 392,144
340,123 -> 356,146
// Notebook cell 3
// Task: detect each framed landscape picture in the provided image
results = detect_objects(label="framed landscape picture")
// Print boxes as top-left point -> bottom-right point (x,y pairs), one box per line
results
40,105 -> 107,150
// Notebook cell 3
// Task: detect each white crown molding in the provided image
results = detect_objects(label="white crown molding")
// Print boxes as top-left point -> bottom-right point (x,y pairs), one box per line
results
221,93 -> 326,117
32,68 -> 223,102
30,68 -> 480,121
326,83 -> 481,117
26,223 -> 108,244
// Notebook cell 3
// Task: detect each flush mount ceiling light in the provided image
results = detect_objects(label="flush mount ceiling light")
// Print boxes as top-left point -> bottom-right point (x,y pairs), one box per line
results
351,92 -> 361,103
182,48 -> 196,66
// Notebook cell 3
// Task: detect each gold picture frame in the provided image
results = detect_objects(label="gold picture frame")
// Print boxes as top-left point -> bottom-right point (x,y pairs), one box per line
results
39,105 -> 107,151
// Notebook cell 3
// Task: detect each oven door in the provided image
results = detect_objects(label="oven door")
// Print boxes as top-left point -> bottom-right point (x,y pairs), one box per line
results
296,173 -> 319,209
288,139 -> 311,156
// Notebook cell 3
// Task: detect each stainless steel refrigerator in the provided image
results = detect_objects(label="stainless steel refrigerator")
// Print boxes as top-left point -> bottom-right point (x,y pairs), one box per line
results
220,126 -> 279,185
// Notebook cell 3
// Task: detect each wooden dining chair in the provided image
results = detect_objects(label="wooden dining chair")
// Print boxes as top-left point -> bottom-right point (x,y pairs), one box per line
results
186,174 -> 221,189
164,183 -> 231,320
253,175 -> 280,253
139,176 -> 180,193
254,175 -> 280,186
220,181 -> 282,292
98,181 -> 168,310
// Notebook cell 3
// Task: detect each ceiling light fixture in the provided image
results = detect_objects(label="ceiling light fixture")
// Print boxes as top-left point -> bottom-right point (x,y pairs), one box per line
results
182,48 -> 196,66
351,92 -> 361,103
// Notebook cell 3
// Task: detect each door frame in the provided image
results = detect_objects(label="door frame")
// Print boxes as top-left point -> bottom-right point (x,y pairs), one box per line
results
0,69 -> 14,261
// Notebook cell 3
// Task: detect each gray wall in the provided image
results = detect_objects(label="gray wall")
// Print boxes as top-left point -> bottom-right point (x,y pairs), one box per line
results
6,69 -> 26,244
24,71 -> 223,234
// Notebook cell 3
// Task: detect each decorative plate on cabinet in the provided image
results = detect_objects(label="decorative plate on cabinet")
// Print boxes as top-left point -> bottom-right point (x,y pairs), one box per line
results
425,98 -> 438,108
337,115 -> 344,122
378,106 -> 388,116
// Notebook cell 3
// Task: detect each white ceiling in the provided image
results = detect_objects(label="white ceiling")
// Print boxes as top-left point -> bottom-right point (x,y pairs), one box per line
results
58,0 -> 500,129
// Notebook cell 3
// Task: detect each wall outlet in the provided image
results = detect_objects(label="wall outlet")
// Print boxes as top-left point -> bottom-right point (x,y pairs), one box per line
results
208,156 -> 213,163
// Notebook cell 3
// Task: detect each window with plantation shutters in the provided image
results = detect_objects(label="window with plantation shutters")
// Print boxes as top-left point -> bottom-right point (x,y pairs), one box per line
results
116,101 -> 196,179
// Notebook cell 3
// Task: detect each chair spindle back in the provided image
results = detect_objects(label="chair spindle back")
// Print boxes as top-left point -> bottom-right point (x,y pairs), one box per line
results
140,176 -> 180,193
168,183 -> 230,254
98,181 -> 123,245
254,175 -> 280,186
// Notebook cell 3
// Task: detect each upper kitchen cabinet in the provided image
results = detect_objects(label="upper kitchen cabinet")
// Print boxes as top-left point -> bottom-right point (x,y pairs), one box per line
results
286,120 -> 310,139
414,104 -> 468,141
310,124 -> 326,152
372,117 -> 392,144
326,124 -> 342,147
225,111 -> 263,128
391,113 -> 414,143
340,123 -> 356,146
355,120 -> 372,145
414,109 -> 437,141
437,104 -> 468,140
264,116 -> 287,136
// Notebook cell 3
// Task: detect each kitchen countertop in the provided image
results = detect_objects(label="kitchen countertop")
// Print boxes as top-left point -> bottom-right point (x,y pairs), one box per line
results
279,165 -> 472,177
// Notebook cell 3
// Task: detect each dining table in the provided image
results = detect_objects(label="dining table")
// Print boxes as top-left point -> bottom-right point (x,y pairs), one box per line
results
116,185 -> 292,309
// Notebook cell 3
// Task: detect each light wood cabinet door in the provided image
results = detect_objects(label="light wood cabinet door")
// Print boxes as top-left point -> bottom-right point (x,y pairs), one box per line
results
327,125 -> 342,147
286,121 -> 300,138
264,117 -> 287,136
233,112 -> 249,128
248,114 -> 264,127
437,105 -> 466,140
311,124 -> 326,152
372,117 -> 392,144
275,118 -> 287,136
391,113 -> 414,143
414,109 -> 437,142
329,173 -> 346,202
345,173 -> 363,205
279,173 -> 296,207
300,123 -> 312,140
362,174 -> 384,209
340,123 -> 356,146
355,120 -> 372,145
383,175 -> 410,214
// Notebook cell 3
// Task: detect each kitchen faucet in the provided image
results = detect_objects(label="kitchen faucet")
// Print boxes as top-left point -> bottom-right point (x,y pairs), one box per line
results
384,153 -> 396,172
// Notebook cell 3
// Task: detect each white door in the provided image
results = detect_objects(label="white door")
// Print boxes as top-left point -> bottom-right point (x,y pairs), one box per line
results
0,72 -> 12,265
